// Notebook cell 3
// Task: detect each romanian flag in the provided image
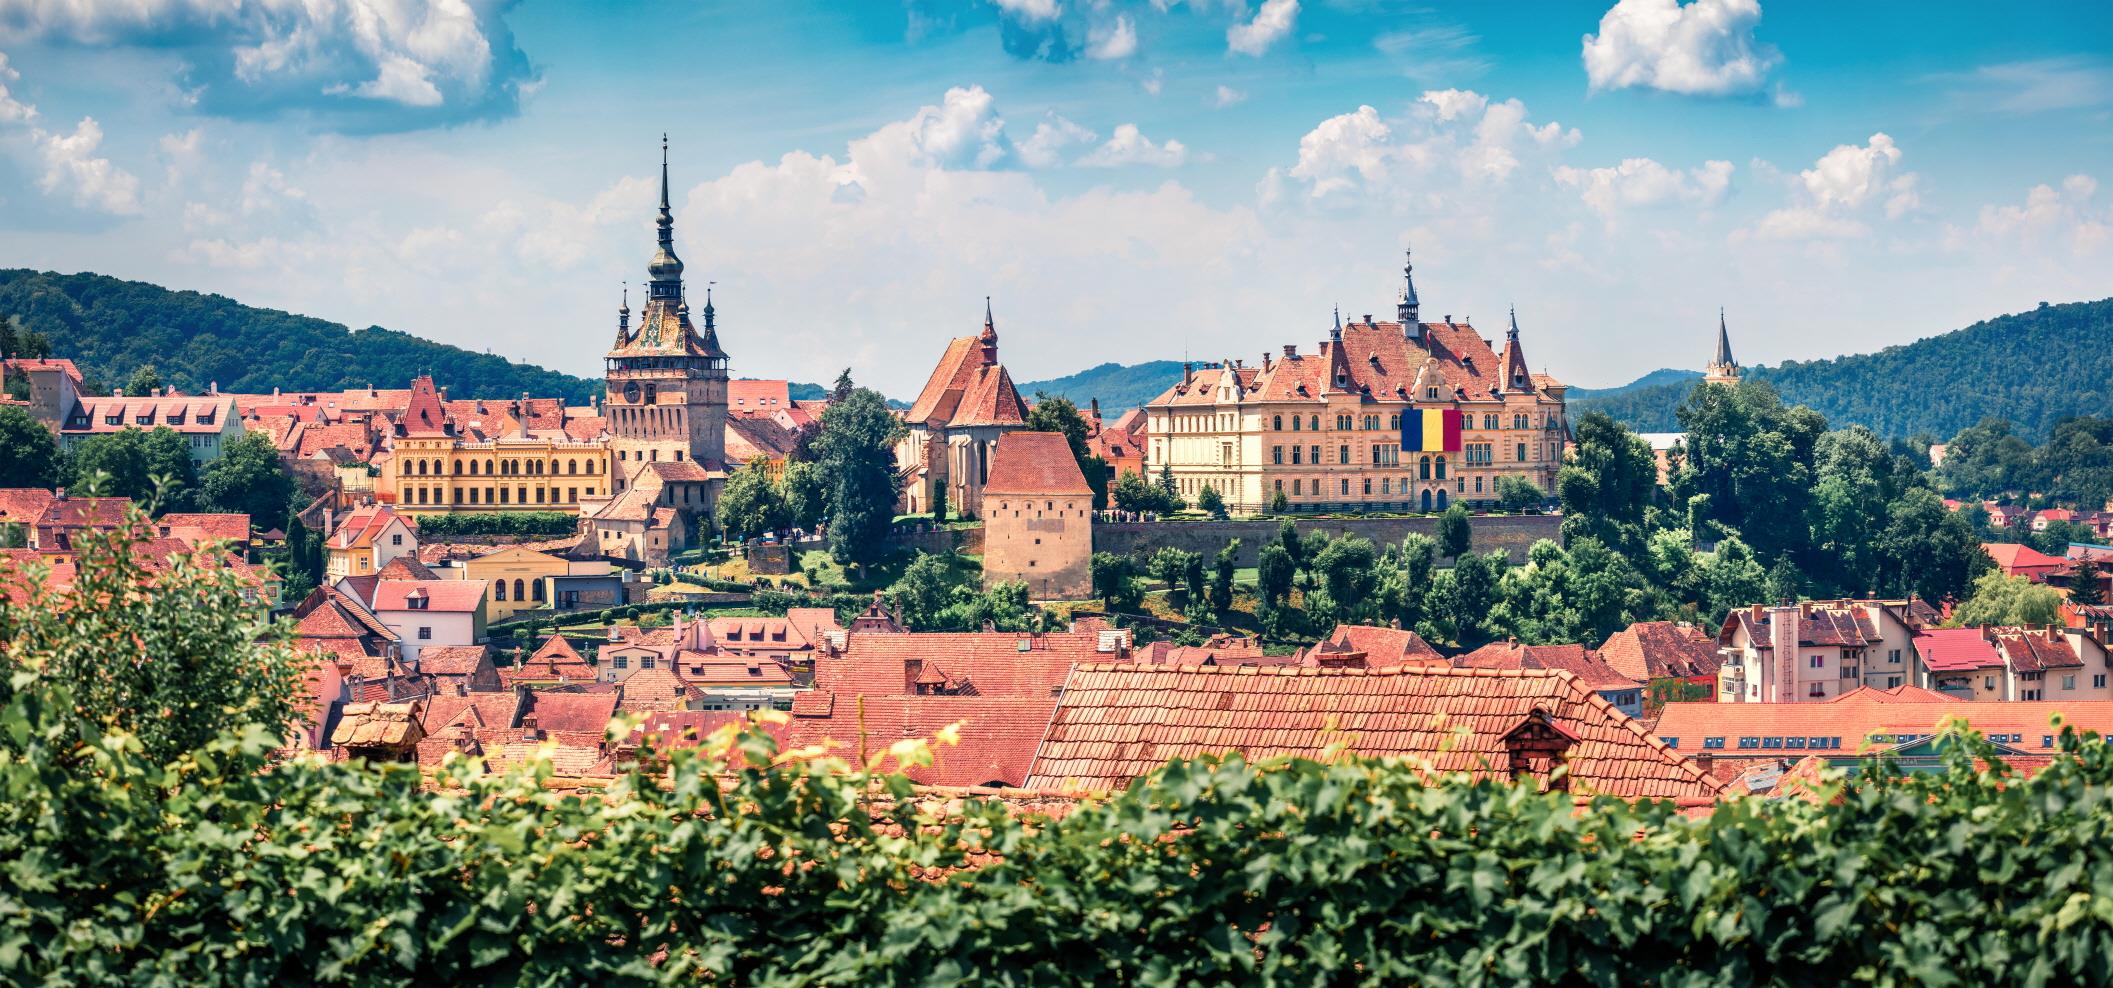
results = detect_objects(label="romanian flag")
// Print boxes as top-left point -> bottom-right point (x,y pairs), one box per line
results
1401,408 -> 1463,453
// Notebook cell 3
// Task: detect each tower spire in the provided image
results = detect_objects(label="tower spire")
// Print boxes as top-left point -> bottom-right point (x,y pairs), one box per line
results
1507,304 -> 1519,342
1332,303 -> 1343,340
615,282 -> 630,345
646,134 -> 684,301
1705,307 -> 1741,385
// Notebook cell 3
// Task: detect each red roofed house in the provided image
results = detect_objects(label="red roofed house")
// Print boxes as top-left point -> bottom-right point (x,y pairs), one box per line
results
43,371 -> 246,464
157,512 -> 251,548
288,586 -> 403,748
1984,542 -> 2067,582
416,644 -> 502,693
1915,625 -> 2112,701
896,300 -> 1030,518
1302,623 -> 1448,670
26,493 -> 133,551
362,578 -> 489,665
1138,252 -> 1569,514
1026,663 -> 1721,800
324,503 -> 418,581
1717,599 -> 1936,703
981,430 -> 1093,599
814,626 -> 1128,700
1597,620 -> 1723,711
1454,640 -> 1646,718
1086,401 -> 1146,488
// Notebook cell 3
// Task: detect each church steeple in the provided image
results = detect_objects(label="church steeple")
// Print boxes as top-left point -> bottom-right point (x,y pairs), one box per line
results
615,283 -> 630,346
646,135 -> 684,302
1507,304 -> 1519,342
978,296 -> 999,364
1397,246 -> 1421,325
1704,307 -> 1741,385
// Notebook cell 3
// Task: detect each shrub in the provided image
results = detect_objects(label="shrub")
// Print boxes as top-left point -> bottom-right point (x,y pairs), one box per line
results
414,511 -> 577,538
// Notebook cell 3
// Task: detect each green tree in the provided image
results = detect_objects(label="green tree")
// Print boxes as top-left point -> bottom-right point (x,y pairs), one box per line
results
886,551 -> 972,631
781,460 -> 826,531
1090,552 -> 1143,612
1025,394 -> 1111,510
1556,411 -> 1658,555
1436,504 -> 1472,560
812,385 -> 905,572
1268,488 -> 1289,515
1110,469 -> 1162,515
64,426 -> 199,512
1495,476 -> 1544,512
719,457 -> 790,542
1197,484 -> 1228,520
1256,543 -> 1294,608
1699,535 -> 1770,622
930,481 -> 949,523
123,364 -> 163,397
1670,380 -> 1823,565
1877,487 -> 1989,606
1277,518 -> 1306,571
0,404 -> 60,489
1152,547 -> 1199,602
2069,559 -> 2106,607
1207,540 -> 1240,617
198,431 -> 291,527
1951,570 -> 2064,628
0,510 -> 301,767
1313,536 -> 1379,623
1155,461 -> 1186,512
1441,550 -> 1506,648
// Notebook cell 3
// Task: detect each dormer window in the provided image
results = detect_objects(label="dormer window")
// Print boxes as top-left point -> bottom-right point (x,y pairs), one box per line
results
1425,387 -> 1439,400
104,412 -> 122,426
135,412 -> 154,425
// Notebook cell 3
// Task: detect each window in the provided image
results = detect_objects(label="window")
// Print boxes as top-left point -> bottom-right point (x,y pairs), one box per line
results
1808,683 -> 1825,697
1889,648 -> 1901,663
613,656 -> 627,670
2044,735 -> 2056,748
1702,737 -> 1725,749
1273,415 -> 1283,430
641,657 -> 656,670
1338,445 -> 1349,465
1291,416 -> 1300,432
417,627 -> 432,640
2097,674 -> 2107,689
494,581 -> 507,601
391,534 -> 403,546
1516,443 -> 1527,462
1310,415 -> 1320,431
1737,737 -> 1759,749
1362,478 -> 1372,495
1339,479 -> 1349,495
1664,737 -> 1677,749
2064,674 -> 2078,690
1274,479 -> 1283,492
1310,445 -> 1320,465
1887,676 -> 1901,688
1810,655 -> 1825,669
1273,446 -> 1283,464
1292,479 -> 1302,495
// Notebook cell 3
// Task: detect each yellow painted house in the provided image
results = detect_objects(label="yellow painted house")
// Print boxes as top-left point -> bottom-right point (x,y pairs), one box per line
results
454,544 -> 572,622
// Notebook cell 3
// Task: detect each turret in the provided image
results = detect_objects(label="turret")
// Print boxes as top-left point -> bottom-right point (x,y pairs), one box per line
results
1396,246 -> 1422,340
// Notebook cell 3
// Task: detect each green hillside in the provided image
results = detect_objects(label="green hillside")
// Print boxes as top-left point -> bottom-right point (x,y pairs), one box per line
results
1021,360 -> 1184,415
1575,298 -> 2113,438
0,269 -> 599,403
1566,367 -> 1700,400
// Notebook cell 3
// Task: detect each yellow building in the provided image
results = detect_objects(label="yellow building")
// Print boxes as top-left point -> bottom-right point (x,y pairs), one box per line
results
324,504 -> 418,582
1141,251 -> 1567,513
447,544 -> 574,622
381,376 -> 612,515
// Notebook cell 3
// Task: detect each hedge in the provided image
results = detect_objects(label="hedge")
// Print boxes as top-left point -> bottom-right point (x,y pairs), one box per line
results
6,688 -> 2113,984
412,511 -> 577,538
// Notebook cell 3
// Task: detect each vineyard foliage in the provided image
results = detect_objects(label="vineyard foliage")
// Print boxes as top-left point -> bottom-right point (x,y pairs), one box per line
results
6,531 -> 2113,984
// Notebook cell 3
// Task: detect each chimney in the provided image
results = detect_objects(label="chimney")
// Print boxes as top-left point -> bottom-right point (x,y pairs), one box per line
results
1363,313 -> 1373,325
1444,315 -> 1453,326
208,381 -> 217,395
1283,344 -> 1297,358
1262,352 -> 1273,370
1769,604 -> 1799,703
1182,362 -> 1192,385
1089,398 -> 1101,423
1693,751 -> 1713,776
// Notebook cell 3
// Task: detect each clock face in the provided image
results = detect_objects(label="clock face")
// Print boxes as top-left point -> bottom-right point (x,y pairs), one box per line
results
622,381 -> 641,404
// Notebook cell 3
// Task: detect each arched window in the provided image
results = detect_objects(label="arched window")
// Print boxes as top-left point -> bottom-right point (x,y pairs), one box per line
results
588,459 -> 598,474
1310,415 -> 1320,431
531,580 -> 544,601
513,578 -> 525,601
1435,456 -> 1447,480
1291,416 -> 1300,432
1419,456 -> 1431,480
454,461 -> 463,475
494,581 -> 507,601
1272,415 -> 1282,431
1436,489 -> 1448,509
568,459 -> 577,475
1420,489 -> 1433,512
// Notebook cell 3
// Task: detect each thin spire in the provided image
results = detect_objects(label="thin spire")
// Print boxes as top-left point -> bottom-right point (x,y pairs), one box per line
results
1332,303 -> 1343,338
984,295 -> 995,333
1397,244 -> 1420,326
1507,304 -> 1519,341
659,134 -> 670,213
646,135 -> 684,300
704,281 -> 716,332
1714,307 -> 1735,368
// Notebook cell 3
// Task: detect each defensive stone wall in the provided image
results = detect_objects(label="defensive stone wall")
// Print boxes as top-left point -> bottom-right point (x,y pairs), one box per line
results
1091,514 -> 1560,566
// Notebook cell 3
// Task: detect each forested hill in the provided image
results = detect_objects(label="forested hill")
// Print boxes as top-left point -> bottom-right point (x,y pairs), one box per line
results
1565,367 -> 1700,400
0,269 -> 600,403
1021,360 -> 1185,415
1575,298 -> 2113,438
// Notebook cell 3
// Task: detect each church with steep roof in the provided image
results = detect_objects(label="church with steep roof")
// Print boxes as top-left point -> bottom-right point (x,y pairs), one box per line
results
1703,309 -> 1741,386
896,299 -> 1031,518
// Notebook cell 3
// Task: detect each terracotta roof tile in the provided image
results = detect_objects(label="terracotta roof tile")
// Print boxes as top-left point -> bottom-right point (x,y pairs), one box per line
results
785,692 -> 1058,788
984,431 -> 1092,496
1025,664 -> 1717,798
817,630 -> 1115,698
372,579 -> 487,613
1597,622 -> 1722,680
1454,641 -> 1640,690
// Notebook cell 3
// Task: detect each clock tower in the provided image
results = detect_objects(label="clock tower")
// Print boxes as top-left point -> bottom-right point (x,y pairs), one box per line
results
604,137 -> 729,509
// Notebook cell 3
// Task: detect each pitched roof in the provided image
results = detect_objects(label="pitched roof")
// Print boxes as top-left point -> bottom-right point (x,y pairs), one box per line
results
1314,624 -> 1447,668
784,692 -> 1059,787
37,496 -> 132,529
1597,622 -> 1722,681
727,379 -> 792,415
1026,664 -> 1719,798
417,645 -> 491,676
0,488 -> 55,526
1143,320 -> 1556,412
983,431 -> 1091,496
817,630 -> 1114,698
947,364 -> 1028,428
1654,696 -> 2113,753
724,416 -> 801,463
399,375 -> 451,438
372,579 -> 487,613
1988,626 -> 2083,672
907,336 -> 985,425
1913,627 -> 2003,672
1453,641 -> 1641,690
521,691 -> 622,734
326,504 -> 410,550
375,555 -> 438,580
1985,542 -> 2067,574
157,513 -> 250,544
63,395 -> 236,435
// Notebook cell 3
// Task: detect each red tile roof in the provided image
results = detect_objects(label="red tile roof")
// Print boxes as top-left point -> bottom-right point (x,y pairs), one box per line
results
785,692 -> 1058,788
1143,320 -> 1555,413
1597,621 -> 1722,680
1913,627 -> 2003,672
727,379 -> 792,415
1989,626 -> 2082,672
64,395 -> 236,435
157,513 -> 250,544
418,645 -> 491,676
1453,641 -> 1640,690
1026,664 -> 1718,798
1313,624 -> 1447,668
520,691 -> 621,734
983,431 -> 1091,496
0,489 -> 55,526
1984,542 -> 2067,576
817,630 -> 1115,698
371,579 -> 488,613
948,364 -> 1028,428
907,336 -> 984,425
399,375 -> 450,438
326,504 -> 411,550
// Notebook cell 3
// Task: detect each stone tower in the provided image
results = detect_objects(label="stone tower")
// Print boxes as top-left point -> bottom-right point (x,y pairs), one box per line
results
604,137 -> 729,500
1703,308 -> 1740,385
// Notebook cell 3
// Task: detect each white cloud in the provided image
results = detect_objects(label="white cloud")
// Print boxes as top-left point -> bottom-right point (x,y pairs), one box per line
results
0,51 -> 36,122
1977,175 -> 2110,253
992,0 -> 1062,23
1085,14 -> 1137,60
1,0 -> 532,127
1747,133 -> 1920,240
34,117 -> 141,214
1277,90 -> 1578,201
1228,0 -> 1298,56
1934,58 -> 2113,114
850,85 -> 1011,173
239,161 -> 306,216
1212,85 -> 1247,108
1078,124 -> 1188,168
1555,157 -> 1733,221
1018,114 -> 1096,168
1141,69 -> 1164,95
1582,0 -> 1780,97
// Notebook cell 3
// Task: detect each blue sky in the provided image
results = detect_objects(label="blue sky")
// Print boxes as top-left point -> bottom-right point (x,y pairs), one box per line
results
1,0 -> 2107,395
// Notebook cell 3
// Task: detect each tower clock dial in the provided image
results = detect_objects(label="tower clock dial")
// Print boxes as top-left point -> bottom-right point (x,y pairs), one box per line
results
622,381 -> 641,404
